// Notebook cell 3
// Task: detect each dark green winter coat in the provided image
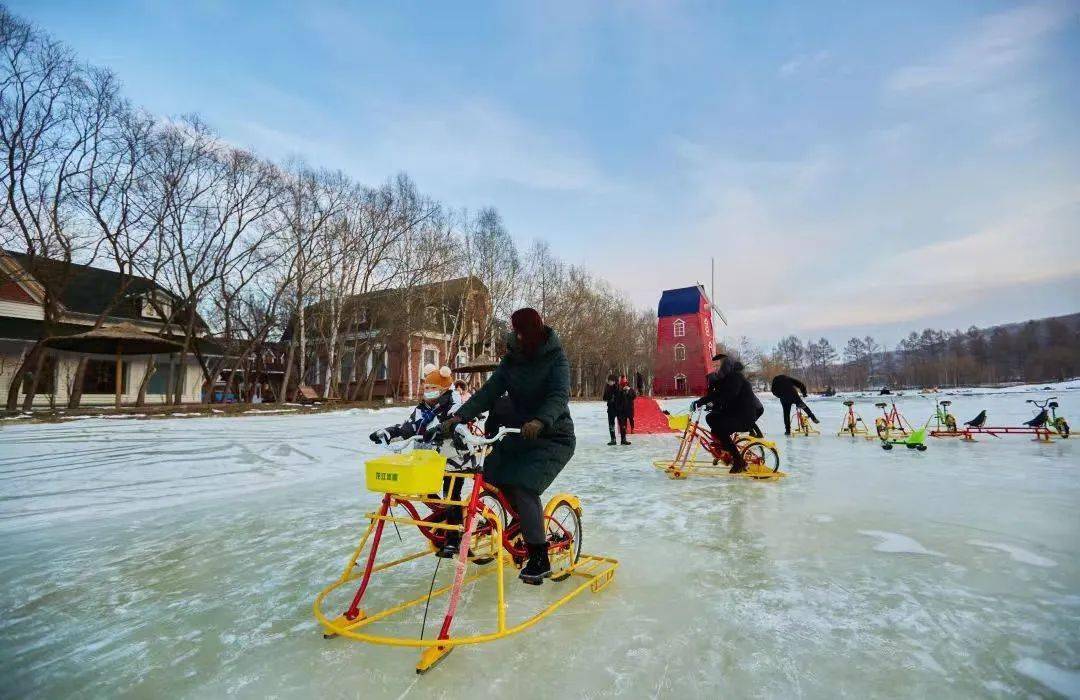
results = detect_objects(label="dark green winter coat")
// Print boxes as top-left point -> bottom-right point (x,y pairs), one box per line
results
455,327 -> 575,493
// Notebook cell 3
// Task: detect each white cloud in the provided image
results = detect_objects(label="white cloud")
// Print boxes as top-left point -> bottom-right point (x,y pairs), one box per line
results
371,99 -> 610,194
781,183 -> 1080,332
888,1 -> 1076,93
779,50 -> 831,77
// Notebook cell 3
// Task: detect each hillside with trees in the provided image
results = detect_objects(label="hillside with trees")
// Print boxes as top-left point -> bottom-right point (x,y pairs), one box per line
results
738,313 -> 1080,392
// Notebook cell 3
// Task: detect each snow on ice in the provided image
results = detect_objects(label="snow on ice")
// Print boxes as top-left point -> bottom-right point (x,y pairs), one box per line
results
0,384 -> 1078,697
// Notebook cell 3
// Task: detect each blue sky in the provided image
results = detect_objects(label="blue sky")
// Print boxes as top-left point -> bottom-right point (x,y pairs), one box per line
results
11,0 -> 1079,347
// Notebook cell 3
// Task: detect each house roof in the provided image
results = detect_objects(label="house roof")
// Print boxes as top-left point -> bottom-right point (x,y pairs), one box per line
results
0,316 -> 226,354
3,250 -> 207,329
658,286 -> 706,317
281,275 -> 490,342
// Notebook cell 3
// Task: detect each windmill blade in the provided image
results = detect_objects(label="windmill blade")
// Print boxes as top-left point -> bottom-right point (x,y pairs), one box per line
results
697,283 -> 728,326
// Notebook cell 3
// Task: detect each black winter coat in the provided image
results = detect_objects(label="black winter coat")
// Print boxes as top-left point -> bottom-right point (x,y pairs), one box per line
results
614,387 -> 636,418
603,383 -> 618,412
456,327 -> 575,493
770,375 -> 807,399
698,364 -> 763,423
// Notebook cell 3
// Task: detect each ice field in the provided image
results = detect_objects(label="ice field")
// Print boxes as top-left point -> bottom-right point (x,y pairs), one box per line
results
1,386 -> 1079,698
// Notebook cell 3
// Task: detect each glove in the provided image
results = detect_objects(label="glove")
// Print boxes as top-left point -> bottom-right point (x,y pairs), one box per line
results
438,415 -> 463,436
522,418 -> 544,440
369,429 -> 390,444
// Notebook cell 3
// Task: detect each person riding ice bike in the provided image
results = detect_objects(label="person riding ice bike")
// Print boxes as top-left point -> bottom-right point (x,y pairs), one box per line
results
438,308 -> 575,585
370,364 -> 465,556
690,354 -> 764,474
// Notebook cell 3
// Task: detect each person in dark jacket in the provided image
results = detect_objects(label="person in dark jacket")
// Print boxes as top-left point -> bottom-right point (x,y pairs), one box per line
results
602,374 -> 619,445
440,308 -> 575,585
613,377 -> 636,445
691,354 -> 763,473
770,374 -> 819,435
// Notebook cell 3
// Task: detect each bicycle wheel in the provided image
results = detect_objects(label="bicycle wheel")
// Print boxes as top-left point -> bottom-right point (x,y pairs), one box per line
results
740,441 -> 780,473
471,493 -> 505,566
545,499 -> 582,582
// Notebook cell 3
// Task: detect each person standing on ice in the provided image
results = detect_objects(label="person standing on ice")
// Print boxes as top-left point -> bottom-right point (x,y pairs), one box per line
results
603,373 -> 620,445
770,374 -> 820,435
613,376 -> 636,445
439,308 -> 575,585
691,354 -> 763,473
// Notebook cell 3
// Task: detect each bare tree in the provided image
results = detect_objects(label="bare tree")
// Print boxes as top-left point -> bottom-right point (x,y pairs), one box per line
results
1,10 -> 101,409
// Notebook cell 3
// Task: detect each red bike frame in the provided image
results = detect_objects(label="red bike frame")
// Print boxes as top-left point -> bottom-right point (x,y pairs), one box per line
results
342,465 -> 577,625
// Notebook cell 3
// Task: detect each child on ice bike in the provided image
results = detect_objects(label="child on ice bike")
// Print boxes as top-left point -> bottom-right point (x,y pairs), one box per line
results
369,364 -> 461,447
369,364 -> 468,557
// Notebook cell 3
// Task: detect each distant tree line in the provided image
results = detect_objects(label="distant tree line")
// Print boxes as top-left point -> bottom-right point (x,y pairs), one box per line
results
734,316 -> 1080,391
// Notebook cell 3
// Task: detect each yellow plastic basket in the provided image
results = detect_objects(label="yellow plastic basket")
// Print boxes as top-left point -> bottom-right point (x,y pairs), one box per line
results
365,450 -> 447,494
667,413 -> 689,431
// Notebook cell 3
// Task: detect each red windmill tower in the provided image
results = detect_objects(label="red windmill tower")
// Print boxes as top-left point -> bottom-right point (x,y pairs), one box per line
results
652,284 -> 725,396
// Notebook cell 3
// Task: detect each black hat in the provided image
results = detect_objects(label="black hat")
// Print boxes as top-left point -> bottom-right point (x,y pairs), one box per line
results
711,352 -> 728,361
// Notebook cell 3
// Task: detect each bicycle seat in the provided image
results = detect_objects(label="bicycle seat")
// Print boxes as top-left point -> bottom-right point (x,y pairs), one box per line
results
843,400 -> 854,407
874,402 -> 887,408
1050,401 -> 1059,409
940,400 -> 951,406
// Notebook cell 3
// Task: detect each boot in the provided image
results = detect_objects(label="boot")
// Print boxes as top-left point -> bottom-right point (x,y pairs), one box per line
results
607,429 -> 617,446
519,543 -> 551,585
435,532 -> 461,559
620,436 -> 631,445
728,455 -> 747,474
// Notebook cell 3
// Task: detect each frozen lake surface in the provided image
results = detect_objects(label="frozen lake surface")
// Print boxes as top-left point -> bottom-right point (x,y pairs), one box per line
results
1,386 -> 1079,698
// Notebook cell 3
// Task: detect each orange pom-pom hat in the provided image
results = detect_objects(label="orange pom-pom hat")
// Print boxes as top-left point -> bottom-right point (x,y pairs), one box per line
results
422,364 -> 453,390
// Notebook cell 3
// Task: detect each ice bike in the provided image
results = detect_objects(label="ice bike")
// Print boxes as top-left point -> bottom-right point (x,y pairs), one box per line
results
879,419 -> 929,451
836,400 -> 872,438
791,405 -> 820,436
928,399 -> 961,437
653,407 -> 784,480
873,400 -> 914,439
953,397 -> 1069,442
1025,397 -> 1070,439
314,425 -> 618,673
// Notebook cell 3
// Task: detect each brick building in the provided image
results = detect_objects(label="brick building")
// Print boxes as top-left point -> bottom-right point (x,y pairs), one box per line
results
284,276 -> 493,401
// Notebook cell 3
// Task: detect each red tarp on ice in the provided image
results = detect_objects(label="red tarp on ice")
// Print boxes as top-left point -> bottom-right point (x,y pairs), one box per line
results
631,396 -> 673,434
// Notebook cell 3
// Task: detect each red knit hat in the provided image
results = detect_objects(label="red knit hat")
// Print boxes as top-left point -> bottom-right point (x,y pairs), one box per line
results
511,307 -> 547,357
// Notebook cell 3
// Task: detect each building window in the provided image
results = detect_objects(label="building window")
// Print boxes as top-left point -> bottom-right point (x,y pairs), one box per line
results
21,354 -> 57,395
673,319 -> 685,337
374,347 -> 389,381
147,359 -> 181,396
82,358 -> 127,394
674,343 -> 686,361
422,347 -> 437,367
141,291 -> 172,320
675,374 -> 687,395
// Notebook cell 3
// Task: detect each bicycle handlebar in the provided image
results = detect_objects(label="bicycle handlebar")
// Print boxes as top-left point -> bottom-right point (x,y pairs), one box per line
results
385,434 -> 423,453
455,424 -> 521,447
